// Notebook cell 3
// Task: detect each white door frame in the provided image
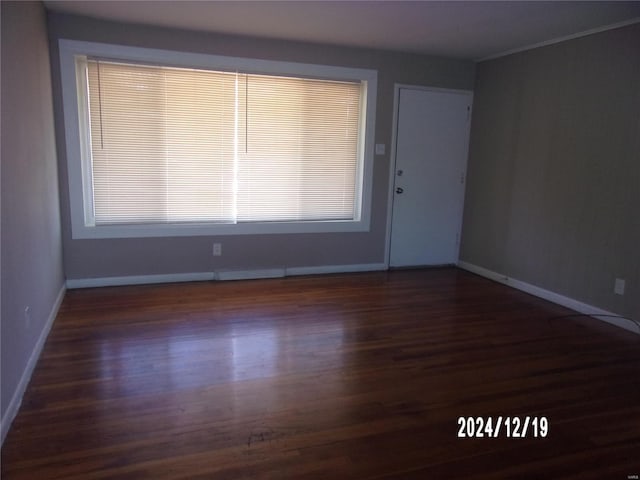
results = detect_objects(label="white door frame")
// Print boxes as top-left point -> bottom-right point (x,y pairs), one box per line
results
384,83 -> 474,268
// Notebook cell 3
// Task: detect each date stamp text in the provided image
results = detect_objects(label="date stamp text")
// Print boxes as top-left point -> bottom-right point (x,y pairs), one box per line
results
457,416 -> 549,438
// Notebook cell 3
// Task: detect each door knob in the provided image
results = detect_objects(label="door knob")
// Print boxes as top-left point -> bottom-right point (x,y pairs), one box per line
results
396,187 -> 404,194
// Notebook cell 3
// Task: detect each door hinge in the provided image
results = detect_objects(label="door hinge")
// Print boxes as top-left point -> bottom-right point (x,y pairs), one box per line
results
460,172 -> 465,184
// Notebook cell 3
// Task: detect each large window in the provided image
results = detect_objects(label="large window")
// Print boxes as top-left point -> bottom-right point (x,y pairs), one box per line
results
59,40 -> 377,238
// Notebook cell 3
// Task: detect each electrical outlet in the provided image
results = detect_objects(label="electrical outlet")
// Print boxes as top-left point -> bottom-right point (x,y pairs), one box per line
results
213,243 -> 222,256
614,278 -> 625,295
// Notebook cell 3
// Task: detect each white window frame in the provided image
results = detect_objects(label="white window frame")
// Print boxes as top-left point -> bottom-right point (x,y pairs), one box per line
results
58,39 -> 377,239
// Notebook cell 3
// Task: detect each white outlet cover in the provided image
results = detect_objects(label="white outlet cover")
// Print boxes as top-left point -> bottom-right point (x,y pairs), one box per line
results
375,143 -> 385,155
614,278 -> 625,295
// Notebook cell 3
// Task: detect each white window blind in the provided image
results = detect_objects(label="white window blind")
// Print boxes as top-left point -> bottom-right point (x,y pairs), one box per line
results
84,59 -> 362,226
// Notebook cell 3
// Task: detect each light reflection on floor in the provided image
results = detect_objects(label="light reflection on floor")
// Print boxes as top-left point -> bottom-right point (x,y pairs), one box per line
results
97,311 -> 349,408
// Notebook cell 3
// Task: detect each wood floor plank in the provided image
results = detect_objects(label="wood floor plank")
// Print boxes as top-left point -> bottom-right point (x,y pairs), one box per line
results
2,268 -> 639,478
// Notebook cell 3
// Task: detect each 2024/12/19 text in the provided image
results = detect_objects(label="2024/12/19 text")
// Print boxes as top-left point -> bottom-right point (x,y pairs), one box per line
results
457,416 -> 549,438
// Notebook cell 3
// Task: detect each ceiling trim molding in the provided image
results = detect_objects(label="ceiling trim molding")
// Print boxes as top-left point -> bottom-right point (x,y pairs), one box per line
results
476,16 -> 640,62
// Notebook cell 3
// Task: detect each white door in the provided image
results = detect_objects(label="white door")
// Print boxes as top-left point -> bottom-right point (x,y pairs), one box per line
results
389,87 -> 472,267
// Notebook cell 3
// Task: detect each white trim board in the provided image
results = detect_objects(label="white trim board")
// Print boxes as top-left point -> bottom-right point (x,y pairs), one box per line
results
457,261 -> 639,335
477,17 -> 640,62
66,263 -> 388,289
286,263 -> 386,276
1,284 -> 67,446
216,269 -> 285,281
66,272 -> 215,289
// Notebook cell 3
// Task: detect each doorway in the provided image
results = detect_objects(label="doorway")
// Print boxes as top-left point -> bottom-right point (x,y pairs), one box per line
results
388,86 -> 472,267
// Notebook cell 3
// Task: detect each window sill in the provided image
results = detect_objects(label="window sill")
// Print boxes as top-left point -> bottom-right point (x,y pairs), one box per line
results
71,219 -> 370,239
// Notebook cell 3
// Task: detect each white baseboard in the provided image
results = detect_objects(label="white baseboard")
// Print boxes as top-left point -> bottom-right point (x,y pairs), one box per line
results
457,261 -> 639,335
66,263 -> 388,289
1,283 -> 66,445
286,263 -> 387,276
457,261 -> 507,284
67,272 -> 215,289
216,268 -> 285,281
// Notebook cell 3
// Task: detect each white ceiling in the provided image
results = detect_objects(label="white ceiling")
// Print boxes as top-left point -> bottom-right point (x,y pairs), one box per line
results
44,1 -> 640,60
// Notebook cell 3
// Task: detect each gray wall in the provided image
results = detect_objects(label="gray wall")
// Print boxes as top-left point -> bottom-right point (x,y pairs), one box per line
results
47,12 -> 475,281
461,23 -> 640,321
1,1 -> 65,431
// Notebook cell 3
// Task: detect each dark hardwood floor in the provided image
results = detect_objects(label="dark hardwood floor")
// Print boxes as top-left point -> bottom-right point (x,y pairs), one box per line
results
2,268 -> 639,479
